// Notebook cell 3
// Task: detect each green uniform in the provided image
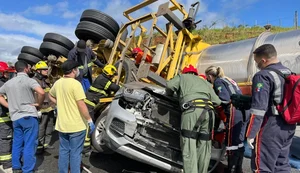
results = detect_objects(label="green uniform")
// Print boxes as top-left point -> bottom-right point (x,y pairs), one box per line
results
166,74 -> 221,173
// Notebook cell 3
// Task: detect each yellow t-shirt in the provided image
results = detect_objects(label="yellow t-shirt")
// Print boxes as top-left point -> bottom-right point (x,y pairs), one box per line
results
49,77 -> 87,133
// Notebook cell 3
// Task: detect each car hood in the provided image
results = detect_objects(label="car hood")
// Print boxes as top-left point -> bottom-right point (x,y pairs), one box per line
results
124,82 -> 166,95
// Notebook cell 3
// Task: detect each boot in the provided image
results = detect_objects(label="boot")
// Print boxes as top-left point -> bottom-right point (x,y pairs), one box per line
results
235,147 -> 245,173
226,150 -> 239,173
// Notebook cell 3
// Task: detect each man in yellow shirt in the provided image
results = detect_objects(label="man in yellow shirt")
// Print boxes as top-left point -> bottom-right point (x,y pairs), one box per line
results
48,60 -> 95,173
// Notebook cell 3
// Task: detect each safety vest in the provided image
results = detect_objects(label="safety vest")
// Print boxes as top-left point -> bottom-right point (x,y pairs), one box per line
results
78,62 -> 94,69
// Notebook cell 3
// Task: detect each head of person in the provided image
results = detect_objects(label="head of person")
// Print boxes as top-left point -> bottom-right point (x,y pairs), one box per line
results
205,65 -> 225,83
182,64 -> 198,75
253,44 -> 278,70
0,61 -> 9,80
15,60 -> 32,75
131,47 -> 142,58
76,40 -> 86,55
35,61 -> 49,77
61,60 -> 80,78
103,65 -> 117,79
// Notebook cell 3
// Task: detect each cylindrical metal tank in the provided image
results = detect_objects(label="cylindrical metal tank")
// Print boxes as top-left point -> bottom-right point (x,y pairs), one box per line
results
197,30 -> 300,83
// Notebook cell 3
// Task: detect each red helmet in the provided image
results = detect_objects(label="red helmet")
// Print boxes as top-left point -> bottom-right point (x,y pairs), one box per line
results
182,65 -> 198,75
199,74 -> 207,80
7,66 -> 16,73
132,47 -> 143,55
0,61 -> 8,72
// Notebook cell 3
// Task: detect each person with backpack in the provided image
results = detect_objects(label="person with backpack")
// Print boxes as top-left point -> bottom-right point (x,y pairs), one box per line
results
166,64 -> 221,173
205,65 -> 250,173
246,44 -> 296,173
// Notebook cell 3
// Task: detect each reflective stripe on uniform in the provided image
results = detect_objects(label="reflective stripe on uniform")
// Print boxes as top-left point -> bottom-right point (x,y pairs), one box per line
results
44,88 -> 50,92
104,81 -> 112,90
0,116 -> 11,123
269,71 -> 283,115
40,107 -> 54,113
89,86 -> 108,96
250,108 -> 266,116
84,99 -> 96,107
0,154 -> 11,161
84,142 -> 90,147
226,142 -> 244,151
78,62 -> 94,69
37,146 -> 44,149
222,78 -> 236,94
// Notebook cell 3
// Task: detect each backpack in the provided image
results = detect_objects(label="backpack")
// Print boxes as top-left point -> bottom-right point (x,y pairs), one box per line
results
268,68 -> 300,124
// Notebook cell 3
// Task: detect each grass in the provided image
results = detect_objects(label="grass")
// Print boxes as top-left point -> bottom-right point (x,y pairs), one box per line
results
193,26 -> 295,44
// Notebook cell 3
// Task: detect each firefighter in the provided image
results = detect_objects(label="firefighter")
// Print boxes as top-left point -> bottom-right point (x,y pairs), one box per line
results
205,65 -> 250,173
246,44 -> 296,172
131,47 -> 153,65
68,40 -> 105,92
0,61 -> 13,173
82,64 -> 120,156
166,64 -> 221,173
33,61 -> 55,154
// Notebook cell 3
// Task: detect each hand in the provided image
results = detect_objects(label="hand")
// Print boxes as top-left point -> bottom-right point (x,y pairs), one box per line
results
31,103 -> 40,107
88,120 -> 95,136
247,138 -> 255,149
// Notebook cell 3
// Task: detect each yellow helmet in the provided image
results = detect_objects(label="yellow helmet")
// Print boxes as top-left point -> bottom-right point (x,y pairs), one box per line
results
103,65 -> 117,76
35,61 -> 48,70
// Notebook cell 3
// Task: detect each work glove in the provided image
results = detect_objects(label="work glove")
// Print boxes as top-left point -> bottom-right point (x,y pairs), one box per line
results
37,111 -> 42,119
88,120 -> 95,136
247,138 -> 255,149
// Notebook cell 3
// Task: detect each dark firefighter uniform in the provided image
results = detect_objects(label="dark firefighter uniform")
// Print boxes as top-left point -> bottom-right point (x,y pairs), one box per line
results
213,77 -> 250,173
68,41 -> 104,92
0,78 -> 12,169
246,62 -> 296,172
82,73 -> 120,154
166,73 -> 221,173
33,72 -> 55,153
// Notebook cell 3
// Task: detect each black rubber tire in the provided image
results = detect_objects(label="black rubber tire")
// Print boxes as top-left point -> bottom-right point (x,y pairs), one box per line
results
21,46 -> 44,59
43,33 -> 75,50
17,53 -> 41,65
39,42 -> 69,58
114,58 -> 138,84
92,107 -> 113,154
75,21 -> 116,43
80,9 -> 119,36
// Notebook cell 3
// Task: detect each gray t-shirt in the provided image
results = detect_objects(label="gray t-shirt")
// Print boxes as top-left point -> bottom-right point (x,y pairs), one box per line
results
0,72 -> 41,121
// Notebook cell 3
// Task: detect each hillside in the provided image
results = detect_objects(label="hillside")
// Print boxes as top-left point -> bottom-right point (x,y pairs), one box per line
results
193,26 -> 294,44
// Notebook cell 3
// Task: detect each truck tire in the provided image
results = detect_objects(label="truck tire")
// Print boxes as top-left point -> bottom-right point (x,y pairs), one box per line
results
43,33 -> 75,50
80,9 -> 119,36
21,46 -> 44,59
114,58 -> 138,84
39,42 -> 69,58
75,21 -> 116,43
17,53 -> 41,65
92,107 -> 113,154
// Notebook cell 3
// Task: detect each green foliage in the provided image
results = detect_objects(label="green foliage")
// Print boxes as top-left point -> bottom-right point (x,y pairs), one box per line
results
194,26 -> 294,44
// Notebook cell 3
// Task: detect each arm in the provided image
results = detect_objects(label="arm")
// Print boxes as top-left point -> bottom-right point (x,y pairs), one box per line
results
34,86 -> 45,108
246,74 -> 270,139
0,95 -> 8,108
107,82 -> 120,93
213,80 -> 231,104
165,75 -> 180,96
76,100 -> 92,122
0,85 -> 8,108
48,93 -> 57,104
90,48 -> 105,68
68,49 -> 76,60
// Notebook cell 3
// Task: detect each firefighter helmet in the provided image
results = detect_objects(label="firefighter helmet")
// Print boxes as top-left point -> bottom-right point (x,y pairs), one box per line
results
103,65 -> 117,76
132,47 -> 143,55
0,61 -> 9,72
182,65 -> 198,75
35,61 -> 48,70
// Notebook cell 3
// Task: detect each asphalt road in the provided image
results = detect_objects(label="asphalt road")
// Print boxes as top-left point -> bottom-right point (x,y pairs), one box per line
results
34,131 -> 300,173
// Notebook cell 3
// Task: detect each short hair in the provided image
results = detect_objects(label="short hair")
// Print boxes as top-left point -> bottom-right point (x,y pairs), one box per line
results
15,60 -> 28,72
253,44 -> 277,59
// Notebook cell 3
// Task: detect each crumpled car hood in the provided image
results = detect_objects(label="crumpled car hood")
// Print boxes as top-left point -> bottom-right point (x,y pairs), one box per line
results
124,82 -> 166,95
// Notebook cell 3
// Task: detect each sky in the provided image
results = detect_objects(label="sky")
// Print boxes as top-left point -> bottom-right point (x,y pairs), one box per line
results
0,0 -> 299,62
